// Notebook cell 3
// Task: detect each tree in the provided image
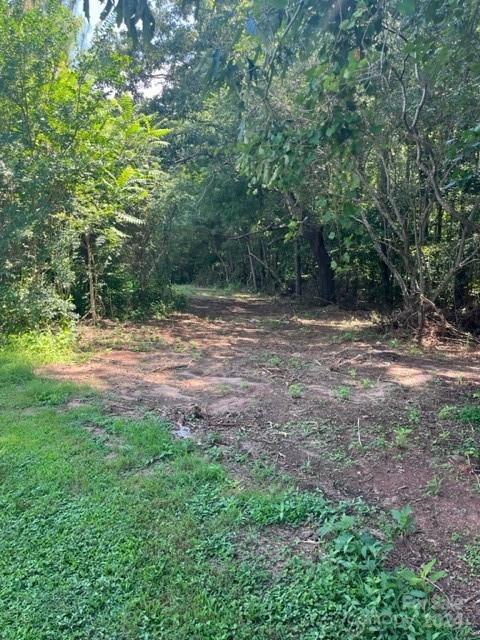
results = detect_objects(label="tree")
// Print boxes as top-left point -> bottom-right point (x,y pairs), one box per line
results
202,0 -> 480,331
0,0 -> 168,330
82,0 -> 155,43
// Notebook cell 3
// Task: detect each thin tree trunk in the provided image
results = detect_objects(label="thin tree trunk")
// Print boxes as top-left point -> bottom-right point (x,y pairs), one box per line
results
249,251 -> 283,289
435,204 -> 443,242
259,240 -> 267,288
379,246 -> 393,309
247,242 -> 258,291
417,296 -> 426,345
211,236 -> 229,284
85,232 -> 98,323
294,236 -> 302,297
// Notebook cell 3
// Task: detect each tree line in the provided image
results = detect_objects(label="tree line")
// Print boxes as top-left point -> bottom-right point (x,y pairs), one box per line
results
1,0 -> 479,338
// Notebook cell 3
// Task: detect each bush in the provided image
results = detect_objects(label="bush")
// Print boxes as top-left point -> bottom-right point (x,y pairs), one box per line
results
0,277 -> 76,334
0,328 -> 76,366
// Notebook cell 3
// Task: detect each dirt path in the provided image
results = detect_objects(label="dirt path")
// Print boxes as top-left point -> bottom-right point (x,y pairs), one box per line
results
42,289 -> 480,623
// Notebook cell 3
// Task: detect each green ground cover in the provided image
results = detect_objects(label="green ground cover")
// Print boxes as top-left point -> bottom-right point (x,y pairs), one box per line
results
0,335 -> 475,639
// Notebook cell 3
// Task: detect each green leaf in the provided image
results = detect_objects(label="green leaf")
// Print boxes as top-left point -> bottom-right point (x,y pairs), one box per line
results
409,589 -> 427,599
115,211 -> 144,226
326,124 -> 337,138
398,0 -> 416,15
117,166 -> 138,188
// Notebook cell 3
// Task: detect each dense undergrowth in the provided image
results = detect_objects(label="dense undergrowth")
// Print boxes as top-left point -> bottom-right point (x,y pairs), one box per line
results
0,334 -> 476,639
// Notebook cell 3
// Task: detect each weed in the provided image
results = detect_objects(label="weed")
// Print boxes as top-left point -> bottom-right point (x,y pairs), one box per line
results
458,405 -> 480,427
206,432 -> 222,446
173,339 -> 189,353
424,476 -> 444,497
373,435 -> 389,450
361,377 -> 373,390
190,346 -> 204,361
207,446 -> 224,462
288,356 -> 304,370
389,505 -> 416,538
325,449 -> 352,467
438,429 -> 452,442
394,426 -> 413,449
216,383 -> 233,395
438,405 -> 457,420
288,383 -> 304,399
348,367 -> 357,379
282,419 -> 319,436
332,331 -> 357,344
252,460 -> 279,482
408,407 -> 421,425
300,459 -> 313,474
233,451 -> 249,464
334,386 -> 351,400
263,353 -> 282,367
408,345 -> 423,355
262,318 -> 287,329
457,438 -> 480,464
133,341 -> 149,352
462,538 -> 480,577
0,328 -> 75,365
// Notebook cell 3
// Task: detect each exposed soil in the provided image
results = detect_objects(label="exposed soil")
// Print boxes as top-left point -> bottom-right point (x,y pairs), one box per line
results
41,290 -> 480,625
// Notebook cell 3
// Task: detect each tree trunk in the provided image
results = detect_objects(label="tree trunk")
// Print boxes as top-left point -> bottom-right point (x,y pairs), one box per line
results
379,244 -> 393,309
249,250 -> 283,289
435,204 -> 443,242
294,236 -> 302,297
259,239 -> 267,289
84,232 -> 98,323
285,193 -> 335,304
303,223 -> 335,304
247,242 -> 258,291
454,266 -> 469,310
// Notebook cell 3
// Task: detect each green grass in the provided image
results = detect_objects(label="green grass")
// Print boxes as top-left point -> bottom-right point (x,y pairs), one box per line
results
0,328 -> 76,365
463,538 -> 480,577
0,335 -> 476,639
333,385 -> 352,400
437,403 -> 480,461
288,382 -> 304,399
458,405 -> 480,427
438,403 -> 480,426
174,283 -> 260,300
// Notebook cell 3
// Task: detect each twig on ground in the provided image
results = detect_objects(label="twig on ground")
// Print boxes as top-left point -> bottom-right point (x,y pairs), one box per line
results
357,418 -> 363,448
150,362 -> 191,373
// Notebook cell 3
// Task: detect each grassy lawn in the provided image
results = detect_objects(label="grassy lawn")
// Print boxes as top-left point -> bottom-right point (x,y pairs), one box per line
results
0,335 -> 475,639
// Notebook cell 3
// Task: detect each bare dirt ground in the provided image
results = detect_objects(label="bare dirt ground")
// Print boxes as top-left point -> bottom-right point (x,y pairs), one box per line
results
41,289 -> 480,625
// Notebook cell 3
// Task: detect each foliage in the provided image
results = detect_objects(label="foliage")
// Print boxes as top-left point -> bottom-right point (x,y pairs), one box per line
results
3,0 -> 479,335
389,505 -> 417,538
463,538 -> 480,577
134,0 -> 480,335
0,329 -> 76,366
0,1 -> 169,331
458,405 -> 480,427
82,0 -> 156,43
288,382 -> 304,399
